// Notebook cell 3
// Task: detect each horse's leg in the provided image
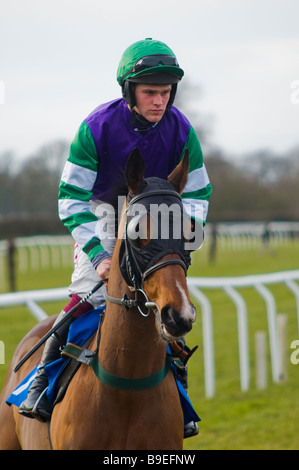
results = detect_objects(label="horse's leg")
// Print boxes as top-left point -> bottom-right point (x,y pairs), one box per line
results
0,354 -> 23,449
0,400 -> 21,450
0,371 -> 50,450
0,361 -> 49,450
0,315 -> 57,450
14,411 -> 50,450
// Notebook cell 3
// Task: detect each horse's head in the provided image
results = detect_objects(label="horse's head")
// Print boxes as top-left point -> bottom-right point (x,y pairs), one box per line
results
120,147 -> 197,341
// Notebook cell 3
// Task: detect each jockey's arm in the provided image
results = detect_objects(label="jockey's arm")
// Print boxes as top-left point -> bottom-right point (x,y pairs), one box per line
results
58,121 -> 110,273
180,125 -> 212,247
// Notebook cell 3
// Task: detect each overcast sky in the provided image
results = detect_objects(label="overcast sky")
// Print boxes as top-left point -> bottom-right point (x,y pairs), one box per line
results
0,0 -> 298,161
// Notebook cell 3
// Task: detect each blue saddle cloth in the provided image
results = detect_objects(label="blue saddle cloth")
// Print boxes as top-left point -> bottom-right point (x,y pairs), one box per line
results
6,307 -> 200,425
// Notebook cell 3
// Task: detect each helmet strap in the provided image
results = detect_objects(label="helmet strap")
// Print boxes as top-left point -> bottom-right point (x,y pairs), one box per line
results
167,83 -> 177,109
122,82 -> 136,108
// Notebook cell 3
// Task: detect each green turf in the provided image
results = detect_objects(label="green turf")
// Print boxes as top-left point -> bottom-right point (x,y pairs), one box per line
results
1,238 -> 299,449
185,239 -> 299,450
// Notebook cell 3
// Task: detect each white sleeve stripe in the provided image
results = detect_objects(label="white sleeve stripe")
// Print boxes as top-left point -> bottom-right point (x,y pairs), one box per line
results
184,164 -> 210,193
58,199 -> 92,220
61,161 -> 97,191
72,221 -> 98,248
183,198 -> 209,222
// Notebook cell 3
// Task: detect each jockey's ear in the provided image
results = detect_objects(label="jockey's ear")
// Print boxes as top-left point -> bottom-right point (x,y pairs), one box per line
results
126,147 -> 145,194
168,148 -> 189,194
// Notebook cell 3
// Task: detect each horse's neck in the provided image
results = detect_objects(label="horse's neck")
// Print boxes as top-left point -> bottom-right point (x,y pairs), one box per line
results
98,248 -> 166,377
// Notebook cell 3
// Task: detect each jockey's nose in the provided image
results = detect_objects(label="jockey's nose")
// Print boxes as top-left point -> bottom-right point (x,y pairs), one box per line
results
153,93 -> 163,106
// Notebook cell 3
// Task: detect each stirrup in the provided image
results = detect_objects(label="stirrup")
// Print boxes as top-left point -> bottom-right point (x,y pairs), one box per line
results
184,420 -> 199,439
31,387 -> 52,422
19,388 -> 52,422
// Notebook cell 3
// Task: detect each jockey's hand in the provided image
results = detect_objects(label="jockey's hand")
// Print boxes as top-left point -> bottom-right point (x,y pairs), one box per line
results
96,257 -> 112,285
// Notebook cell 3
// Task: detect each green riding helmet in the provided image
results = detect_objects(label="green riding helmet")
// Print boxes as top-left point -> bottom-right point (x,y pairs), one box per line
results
117,38 -> 184,109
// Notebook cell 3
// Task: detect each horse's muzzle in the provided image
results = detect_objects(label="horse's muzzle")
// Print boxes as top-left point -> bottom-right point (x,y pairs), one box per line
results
161,303 -> 196,339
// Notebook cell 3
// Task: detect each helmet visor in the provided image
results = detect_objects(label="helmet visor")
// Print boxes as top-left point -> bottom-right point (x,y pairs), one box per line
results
120,54 -> 183,85
132,54 -> 179,72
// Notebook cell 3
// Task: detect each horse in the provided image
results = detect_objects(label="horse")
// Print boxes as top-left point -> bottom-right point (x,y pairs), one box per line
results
0,147 -> 197,450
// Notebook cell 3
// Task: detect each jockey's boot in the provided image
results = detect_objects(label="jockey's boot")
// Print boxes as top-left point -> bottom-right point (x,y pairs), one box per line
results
172,338 -> 199,439
178,364 -> 199,439
18,310 -> 74,422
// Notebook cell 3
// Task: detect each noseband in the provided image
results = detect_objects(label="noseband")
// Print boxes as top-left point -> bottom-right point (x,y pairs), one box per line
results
106,179 -> 191,316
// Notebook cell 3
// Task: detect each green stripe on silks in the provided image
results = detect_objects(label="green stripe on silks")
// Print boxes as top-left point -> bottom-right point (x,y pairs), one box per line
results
61,211 -> 98,233
62,343 -> 173,391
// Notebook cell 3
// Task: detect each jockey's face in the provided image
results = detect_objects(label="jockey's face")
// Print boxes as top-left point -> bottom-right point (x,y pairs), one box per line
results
133,84 -> 171,122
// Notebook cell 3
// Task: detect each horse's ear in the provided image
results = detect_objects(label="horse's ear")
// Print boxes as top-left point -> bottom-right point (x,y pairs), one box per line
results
168,148 -> 189,194
126,147 -> 145,194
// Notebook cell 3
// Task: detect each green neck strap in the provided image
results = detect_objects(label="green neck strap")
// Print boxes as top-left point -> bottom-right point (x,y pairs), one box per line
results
62,343 -> 173,391
90,354 -> 173,391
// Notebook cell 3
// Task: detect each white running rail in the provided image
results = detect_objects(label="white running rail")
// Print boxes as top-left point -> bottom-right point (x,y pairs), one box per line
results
0,270 -> 299,398
188,270 -> 299,398
0,288 -> 68,321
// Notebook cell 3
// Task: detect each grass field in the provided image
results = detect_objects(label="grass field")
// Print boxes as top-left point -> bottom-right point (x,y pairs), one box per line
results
1,238 -> 299,450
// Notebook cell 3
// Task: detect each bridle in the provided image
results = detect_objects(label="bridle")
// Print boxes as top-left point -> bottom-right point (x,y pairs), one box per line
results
106,183 -> 190,316
106,258 -> 186,317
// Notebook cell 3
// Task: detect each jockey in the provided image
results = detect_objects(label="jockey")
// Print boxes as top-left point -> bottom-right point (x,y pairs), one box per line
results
19,38 -> 212,437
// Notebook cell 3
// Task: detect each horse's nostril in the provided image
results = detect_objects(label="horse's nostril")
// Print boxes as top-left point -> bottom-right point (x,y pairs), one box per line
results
161,304 -> 193,337
161,304 -> 173,326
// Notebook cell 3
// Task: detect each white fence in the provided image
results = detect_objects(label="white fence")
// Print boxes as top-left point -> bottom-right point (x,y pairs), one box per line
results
188,271 -> 299,398
0,235 -> 74,291
205,221 -> 299,250
0,287 -> 68,321
14,235 -> 74,272
0,270 -> 298,399
1,221 -> 299,285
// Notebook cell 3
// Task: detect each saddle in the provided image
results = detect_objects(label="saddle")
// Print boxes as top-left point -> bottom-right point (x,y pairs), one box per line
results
45,307 -> 104,406
52,332 -> 97,406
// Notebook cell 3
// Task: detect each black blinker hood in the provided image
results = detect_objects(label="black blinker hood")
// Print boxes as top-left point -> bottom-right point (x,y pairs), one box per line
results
119,177 -> 191,288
